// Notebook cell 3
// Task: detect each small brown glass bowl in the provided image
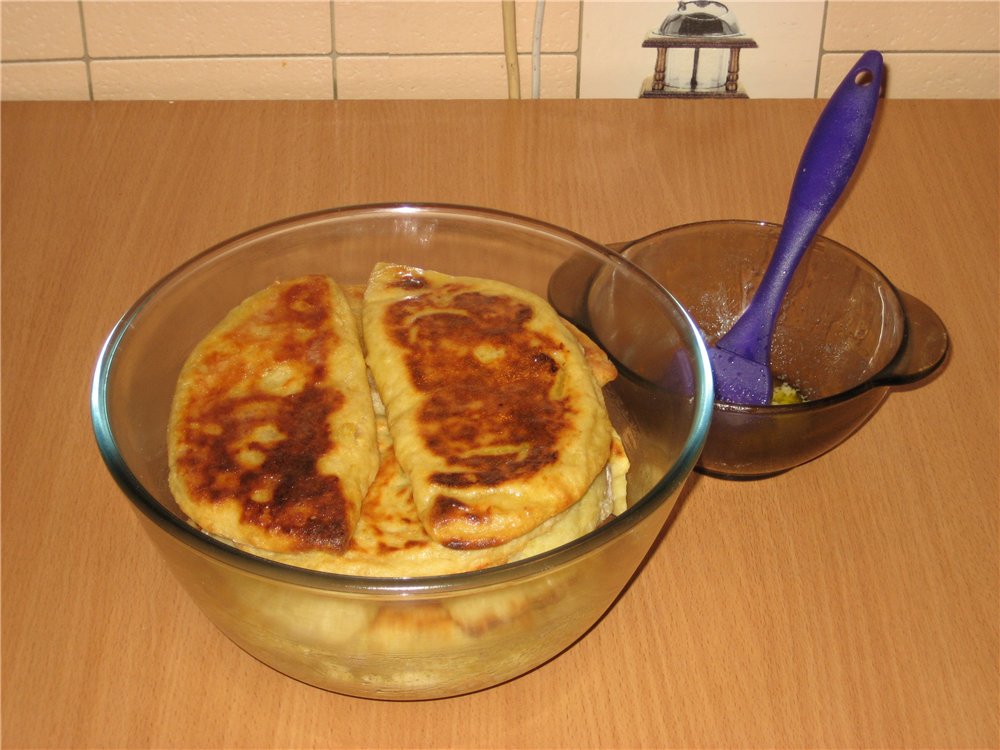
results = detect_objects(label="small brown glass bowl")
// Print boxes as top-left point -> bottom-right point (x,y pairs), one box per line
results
618,220 -> 949,480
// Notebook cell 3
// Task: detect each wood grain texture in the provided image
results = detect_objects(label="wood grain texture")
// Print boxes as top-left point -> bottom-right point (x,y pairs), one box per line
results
2,100 -> 996,749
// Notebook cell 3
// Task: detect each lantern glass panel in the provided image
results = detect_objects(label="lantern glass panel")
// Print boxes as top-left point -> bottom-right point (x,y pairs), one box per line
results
665,47 -> 727,90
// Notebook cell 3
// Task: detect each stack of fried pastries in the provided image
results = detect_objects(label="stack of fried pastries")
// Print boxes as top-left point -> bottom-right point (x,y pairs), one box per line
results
168,263 -> 628,577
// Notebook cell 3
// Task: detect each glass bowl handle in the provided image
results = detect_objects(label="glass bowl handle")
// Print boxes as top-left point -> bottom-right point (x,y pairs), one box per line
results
876,290 -> 949,386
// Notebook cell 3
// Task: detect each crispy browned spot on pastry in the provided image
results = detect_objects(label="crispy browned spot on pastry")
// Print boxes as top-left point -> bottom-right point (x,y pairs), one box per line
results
168,275 -> 379,553
178,385 -> 350,548
384,287 -> 568,489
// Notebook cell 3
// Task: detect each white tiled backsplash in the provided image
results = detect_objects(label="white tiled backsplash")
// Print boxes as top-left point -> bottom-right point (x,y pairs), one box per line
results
2,0 -> 998,101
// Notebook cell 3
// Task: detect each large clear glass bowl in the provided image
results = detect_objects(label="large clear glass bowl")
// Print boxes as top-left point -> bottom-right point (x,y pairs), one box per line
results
91,204 -> 713,700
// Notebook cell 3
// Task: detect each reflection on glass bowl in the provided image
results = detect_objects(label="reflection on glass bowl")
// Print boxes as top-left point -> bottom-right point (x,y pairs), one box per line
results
91,203 -> 713,700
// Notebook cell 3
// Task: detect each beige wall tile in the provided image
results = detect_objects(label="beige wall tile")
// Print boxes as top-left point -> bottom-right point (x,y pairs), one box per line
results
579,1 -> 689,99
336,52 -> 576,99
83,1 -> 331,57
521,52 -> 577,97
513,1 -> 579,53
1,1 -> 84,61
334,0 -> 577,54
819,51 -> 1000,98
335,1 -> 502,54
90,57 -> 333,100
1,60 -> 89,100
825,0 -> 1000,52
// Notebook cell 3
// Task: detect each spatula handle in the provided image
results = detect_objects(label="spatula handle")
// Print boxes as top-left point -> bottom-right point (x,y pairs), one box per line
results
783,50 -> 885,237
721,50 -> 884,364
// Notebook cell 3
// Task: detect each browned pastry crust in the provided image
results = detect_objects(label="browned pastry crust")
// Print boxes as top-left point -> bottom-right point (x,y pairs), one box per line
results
362,263 -> 614,549
168,275 -> 379,553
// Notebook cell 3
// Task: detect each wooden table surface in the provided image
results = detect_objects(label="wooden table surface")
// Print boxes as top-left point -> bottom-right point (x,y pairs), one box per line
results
2,99 -> 997,749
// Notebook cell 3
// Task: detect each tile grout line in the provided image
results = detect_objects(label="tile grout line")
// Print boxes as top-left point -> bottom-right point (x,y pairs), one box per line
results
6,47 -> 1000,59
76,0 -> 94,101
2,51 -> 592,64
329,0 -> 337,100
575,0 -> 583,99
2,49 -> 995,67
815,0 -> 830,98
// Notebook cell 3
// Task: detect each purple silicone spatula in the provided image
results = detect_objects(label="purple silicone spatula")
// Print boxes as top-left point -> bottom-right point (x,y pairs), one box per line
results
709,50 -> 884,405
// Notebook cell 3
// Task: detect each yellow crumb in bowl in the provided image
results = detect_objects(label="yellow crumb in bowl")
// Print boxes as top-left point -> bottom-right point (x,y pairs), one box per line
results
771,380 -> 804,405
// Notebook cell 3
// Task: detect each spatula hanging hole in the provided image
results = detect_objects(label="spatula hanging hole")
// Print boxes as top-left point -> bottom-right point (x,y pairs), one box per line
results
854,68 -> 875,86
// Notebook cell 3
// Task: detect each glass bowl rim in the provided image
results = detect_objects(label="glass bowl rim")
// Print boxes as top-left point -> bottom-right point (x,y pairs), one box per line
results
620,218 -> 910,415
90,201 -> 714,596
